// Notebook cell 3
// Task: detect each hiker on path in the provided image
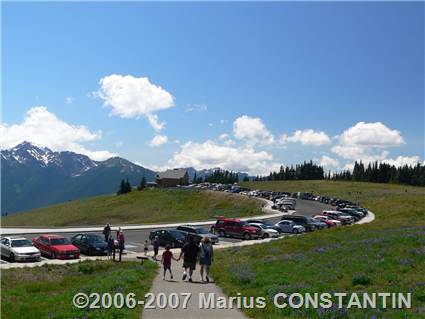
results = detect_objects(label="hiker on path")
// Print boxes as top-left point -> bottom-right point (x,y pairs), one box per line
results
178,236 -> 199,282
107,236 -> 114,260
103,223 -> 111,242
161,244 -> 178,280
199,236 -> 214,283
117,229 -> 125,262
152,236 -> 160,260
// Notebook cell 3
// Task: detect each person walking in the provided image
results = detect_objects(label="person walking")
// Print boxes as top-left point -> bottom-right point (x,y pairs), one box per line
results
107,236 -> 114,260
117,229 -> 125,262
161,244 -> 177,280
152,236 -> 160,260
199,236 -> 213,283
103,223 -> 111,242
178,236 -> 199,282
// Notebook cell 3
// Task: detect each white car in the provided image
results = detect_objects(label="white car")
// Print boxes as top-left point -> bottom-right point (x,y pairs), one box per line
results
274,220 -> 305,234
0,237 -> 41,262
248,223 -> 279,239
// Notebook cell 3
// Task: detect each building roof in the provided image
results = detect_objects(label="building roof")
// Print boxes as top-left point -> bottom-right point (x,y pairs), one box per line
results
156,168 -> 188,180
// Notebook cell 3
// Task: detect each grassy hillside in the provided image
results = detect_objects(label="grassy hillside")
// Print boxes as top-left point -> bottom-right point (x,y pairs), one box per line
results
212,181 -> 425,318
1,260 -> 157,319
2,188 -> 263,227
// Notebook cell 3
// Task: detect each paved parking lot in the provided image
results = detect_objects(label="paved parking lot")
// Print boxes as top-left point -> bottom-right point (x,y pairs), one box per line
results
0,199 -> 332,267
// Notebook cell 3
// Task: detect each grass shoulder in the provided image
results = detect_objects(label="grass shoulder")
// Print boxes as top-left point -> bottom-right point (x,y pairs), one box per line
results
2,188 -> 263,227
1,260 -> 158,319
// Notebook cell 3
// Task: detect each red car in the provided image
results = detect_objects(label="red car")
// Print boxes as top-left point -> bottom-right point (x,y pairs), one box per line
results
313,215 -> 342,227
32,235 -> 80,259
211,217 -> 261,240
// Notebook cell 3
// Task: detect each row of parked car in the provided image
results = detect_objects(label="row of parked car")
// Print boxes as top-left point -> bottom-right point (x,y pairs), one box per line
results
0,233 -> 109,262
186,182 -> 369,238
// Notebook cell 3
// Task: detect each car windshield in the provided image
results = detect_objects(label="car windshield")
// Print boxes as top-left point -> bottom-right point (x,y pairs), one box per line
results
239,221 -> 248,226
87,235 -> 104,243
50,238 -> 70,245
11,239 -> 32,247
169,230 -> 186,239
195,228 -> 209,234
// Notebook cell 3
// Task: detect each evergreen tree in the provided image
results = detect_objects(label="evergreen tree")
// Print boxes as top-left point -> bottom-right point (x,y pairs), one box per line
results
137,176 -> 146,190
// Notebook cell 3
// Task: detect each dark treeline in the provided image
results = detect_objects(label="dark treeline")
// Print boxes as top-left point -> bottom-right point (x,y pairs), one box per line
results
256,161 -> 325,181
333,161 -> 425,186
193,170 -> 239,184
117,179 -> 132,195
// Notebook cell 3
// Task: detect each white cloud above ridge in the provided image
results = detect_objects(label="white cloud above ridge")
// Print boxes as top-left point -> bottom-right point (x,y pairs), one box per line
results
167,140 -> 281,175
233,115 -> 275,146
0,106 -> 116,161
319,155 -> 340,169
331,122 -> 405,163
93,74 -> 174,132
280,129 -> 331,146
149,134 -> 168,147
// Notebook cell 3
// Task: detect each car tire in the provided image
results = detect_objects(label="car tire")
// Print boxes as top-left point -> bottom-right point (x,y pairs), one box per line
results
243,233 -> 251,240
262,233 -> 269,239
9,253 -> 15,262
293,228 -> 299,234
218,230 -> 226,237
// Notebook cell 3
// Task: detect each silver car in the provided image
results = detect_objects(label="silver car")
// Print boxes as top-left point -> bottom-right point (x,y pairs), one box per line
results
1,237 -> 41,262
274,220 -> 305,234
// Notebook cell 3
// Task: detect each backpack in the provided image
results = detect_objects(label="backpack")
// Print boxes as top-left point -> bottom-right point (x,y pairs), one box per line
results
202,244 -> 211,259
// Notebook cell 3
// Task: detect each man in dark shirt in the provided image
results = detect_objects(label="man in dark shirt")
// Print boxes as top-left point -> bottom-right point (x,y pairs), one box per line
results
179,236 -> 199,282
103,223 -> 111,242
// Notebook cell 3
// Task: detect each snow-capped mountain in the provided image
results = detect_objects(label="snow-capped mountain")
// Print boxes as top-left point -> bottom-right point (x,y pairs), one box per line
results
1,141 -> 98,176
1,142 -> 155,213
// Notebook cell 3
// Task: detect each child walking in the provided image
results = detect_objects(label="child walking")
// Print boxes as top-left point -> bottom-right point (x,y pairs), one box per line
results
161,244 -> 177,280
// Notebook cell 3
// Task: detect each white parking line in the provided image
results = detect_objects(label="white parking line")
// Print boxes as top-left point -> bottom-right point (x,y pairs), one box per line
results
1,260 -> 10,264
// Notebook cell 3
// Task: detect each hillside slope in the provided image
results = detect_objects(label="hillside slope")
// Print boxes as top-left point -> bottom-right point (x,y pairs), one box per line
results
2,189 -> 263,227
213,181 -> 425,318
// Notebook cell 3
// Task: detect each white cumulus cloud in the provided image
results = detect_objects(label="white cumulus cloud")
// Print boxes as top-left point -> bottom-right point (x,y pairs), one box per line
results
167,140 -> 280,175
233,115 -> 275,146
381,155 -> 421,167
319,155 -> 340,169
149,134 -> 168,147
281,129 -> 331,146
332,122 -> 405,162
0,106 -> 116,161
93,74 -> 174,131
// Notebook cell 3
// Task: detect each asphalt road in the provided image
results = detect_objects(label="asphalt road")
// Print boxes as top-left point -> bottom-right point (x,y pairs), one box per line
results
2,199 -> 331,258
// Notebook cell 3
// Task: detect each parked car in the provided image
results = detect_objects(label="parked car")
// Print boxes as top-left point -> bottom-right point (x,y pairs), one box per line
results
176,225 -> 219,244
279,215 -> 319,232
211,217 -> 261,240
0,237 -> 41,262
346,205 -> 368,215
322,211 -> 354,225
246,219 -> 282,233
275,220 -> 305,234
32,235 -> 80,259
71,233 -> 108,255
313,215 -> 342,227
338,208 -> 365,220
248,223 -> 279,239
149,229 -> 187,248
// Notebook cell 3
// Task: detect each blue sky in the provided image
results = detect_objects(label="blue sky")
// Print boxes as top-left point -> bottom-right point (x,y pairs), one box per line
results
2,2 -> 424,174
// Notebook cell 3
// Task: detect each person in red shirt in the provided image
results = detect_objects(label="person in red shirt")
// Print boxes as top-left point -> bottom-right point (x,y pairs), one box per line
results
161,244 -> 177,280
